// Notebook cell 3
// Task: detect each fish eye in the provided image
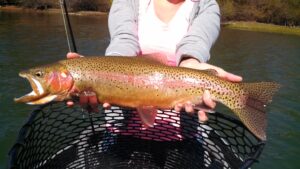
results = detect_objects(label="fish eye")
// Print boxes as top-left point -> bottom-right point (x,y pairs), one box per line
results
35,71 -> 44,77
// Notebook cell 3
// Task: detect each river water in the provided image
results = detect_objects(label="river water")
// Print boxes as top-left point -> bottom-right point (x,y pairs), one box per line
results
0,10 -> 299,169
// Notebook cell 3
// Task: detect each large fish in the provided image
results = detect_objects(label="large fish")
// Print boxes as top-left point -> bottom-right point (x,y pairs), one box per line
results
15,56 -> 280,140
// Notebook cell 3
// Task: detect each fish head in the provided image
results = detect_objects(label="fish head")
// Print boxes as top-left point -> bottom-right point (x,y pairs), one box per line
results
14,63 -> 74,105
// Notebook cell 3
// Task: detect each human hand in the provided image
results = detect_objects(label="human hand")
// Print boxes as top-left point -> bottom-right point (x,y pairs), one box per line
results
65,52 -> 111,112
177,57 -> 243,122
179,58 -> 242,82
67,91 -> 111,112
66,52 -> 84,59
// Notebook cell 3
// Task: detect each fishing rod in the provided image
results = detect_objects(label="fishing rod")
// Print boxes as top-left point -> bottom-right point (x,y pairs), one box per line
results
59,0 -> 77,53
59,0 -> 98,148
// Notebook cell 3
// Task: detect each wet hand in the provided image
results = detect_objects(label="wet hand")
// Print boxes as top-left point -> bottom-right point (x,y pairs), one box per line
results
178,57 -> 243,123
179,58 -> 242,82
174,90 -> 215,123
79,91 -> 110,112
78,91 -> 99,112
66,98 -> 110,112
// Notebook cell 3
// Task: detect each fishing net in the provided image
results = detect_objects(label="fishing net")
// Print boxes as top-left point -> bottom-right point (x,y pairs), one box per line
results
9,102 -> 265,169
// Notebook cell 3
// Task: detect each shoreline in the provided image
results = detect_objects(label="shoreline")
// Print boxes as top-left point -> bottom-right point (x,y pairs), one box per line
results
222,21 -> 300,36
0,5 -> 107,16
1,5 -> 300,36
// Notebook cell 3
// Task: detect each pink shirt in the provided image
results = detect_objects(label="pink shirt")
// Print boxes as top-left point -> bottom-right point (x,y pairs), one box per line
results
107,110 -> 183,141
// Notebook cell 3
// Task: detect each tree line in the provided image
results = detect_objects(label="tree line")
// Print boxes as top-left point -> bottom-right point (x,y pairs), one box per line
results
1,0 -> 299,26
0,0 -> 112,11
217,0 -> 300,26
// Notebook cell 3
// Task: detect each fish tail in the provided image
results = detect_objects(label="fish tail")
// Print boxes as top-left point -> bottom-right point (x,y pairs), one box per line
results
233,82 -> 280,140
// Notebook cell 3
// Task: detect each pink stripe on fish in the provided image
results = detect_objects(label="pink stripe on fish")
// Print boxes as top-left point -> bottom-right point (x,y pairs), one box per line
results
93,71 -> 208,90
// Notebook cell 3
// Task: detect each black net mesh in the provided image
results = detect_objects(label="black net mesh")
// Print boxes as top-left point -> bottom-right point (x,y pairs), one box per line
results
9,102 -> 265,169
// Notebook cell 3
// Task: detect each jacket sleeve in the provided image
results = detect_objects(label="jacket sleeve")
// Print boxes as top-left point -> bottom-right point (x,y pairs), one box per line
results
176,0 -> 220,65
105,0 -> 140,56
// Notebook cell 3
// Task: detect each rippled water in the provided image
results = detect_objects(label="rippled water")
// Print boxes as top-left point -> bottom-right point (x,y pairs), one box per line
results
0,10 -> 299,169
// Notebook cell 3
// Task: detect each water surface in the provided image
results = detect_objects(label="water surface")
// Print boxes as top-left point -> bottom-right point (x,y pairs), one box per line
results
0,10 -> 299,169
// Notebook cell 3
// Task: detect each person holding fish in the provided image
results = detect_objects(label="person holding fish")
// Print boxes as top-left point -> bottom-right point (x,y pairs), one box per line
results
67,0 -> 242,123
15,0 -> 280,141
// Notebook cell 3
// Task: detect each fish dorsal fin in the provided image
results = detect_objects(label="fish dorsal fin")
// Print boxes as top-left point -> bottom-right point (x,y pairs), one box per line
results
201,69 -> 218,76
138,53 -> 169,65
137,106 -> 158,128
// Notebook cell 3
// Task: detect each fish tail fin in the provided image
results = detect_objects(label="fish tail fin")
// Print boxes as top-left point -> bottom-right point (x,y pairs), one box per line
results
233,82 -> 280,140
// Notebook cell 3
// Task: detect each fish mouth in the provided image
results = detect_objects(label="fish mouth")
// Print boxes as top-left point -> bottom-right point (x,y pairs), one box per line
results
14,72 -> 55,105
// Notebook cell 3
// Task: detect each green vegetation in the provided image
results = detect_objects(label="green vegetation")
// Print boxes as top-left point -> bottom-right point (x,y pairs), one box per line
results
0,0 -> 111,12
223,21 -> 300,36
1,0 -> 299,29
217,0 -> 300,26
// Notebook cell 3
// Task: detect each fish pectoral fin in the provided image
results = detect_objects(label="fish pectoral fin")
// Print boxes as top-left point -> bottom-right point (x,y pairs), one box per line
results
27,95 -> 58,105
137,107 -> 157,128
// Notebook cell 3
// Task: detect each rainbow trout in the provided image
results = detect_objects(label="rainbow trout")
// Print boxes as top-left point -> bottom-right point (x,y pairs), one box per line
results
15,56 -> 280,140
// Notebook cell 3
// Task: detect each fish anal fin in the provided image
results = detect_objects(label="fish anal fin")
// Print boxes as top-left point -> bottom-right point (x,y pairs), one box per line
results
27,95 -> 58,105
137,106 -> 157,128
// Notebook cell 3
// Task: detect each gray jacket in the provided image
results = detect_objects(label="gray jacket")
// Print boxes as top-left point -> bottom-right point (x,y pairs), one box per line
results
105,0 -> 220,65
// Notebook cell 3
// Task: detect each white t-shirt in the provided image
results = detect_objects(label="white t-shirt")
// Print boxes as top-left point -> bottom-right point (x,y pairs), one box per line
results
138,0 -> 193,66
